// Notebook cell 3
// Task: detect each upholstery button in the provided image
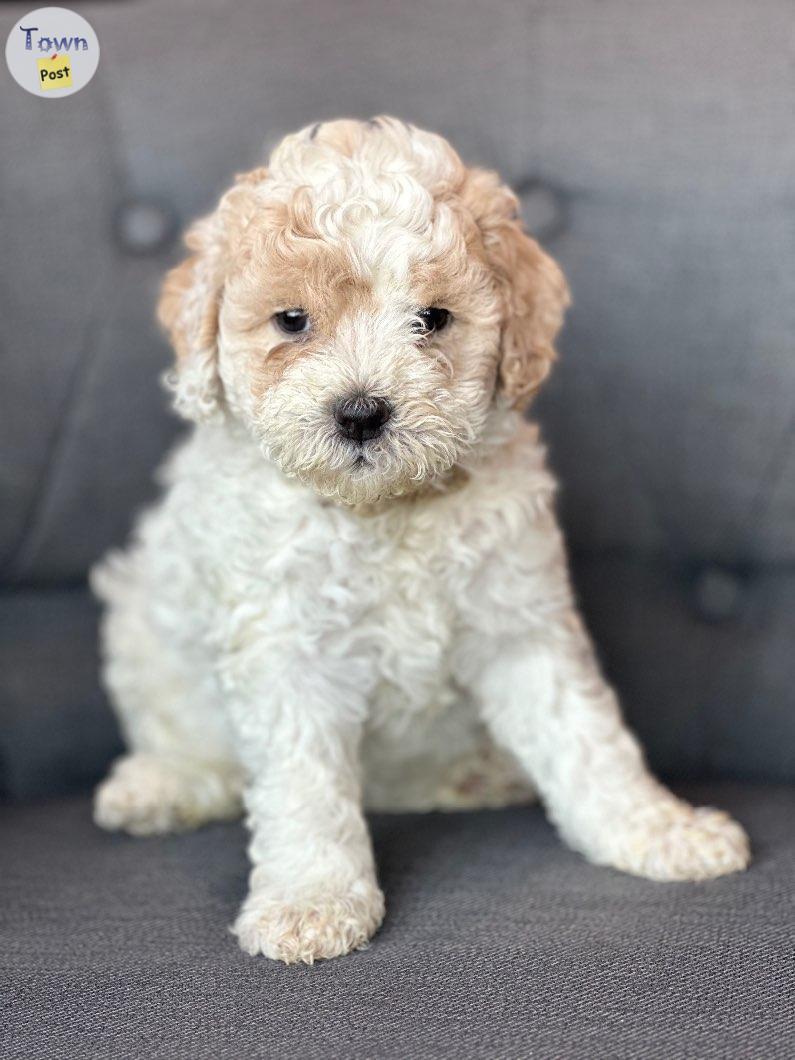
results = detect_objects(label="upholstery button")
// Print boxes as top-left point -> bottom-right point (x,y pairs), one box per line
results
693,566 -> 744,623
114,199 -> 177,255
514,180 -> 566,241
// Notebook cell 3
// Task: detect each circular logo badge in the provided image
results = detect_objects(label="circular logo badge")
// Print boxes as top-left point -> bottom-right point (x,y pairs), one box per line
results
5,7 -> 99,97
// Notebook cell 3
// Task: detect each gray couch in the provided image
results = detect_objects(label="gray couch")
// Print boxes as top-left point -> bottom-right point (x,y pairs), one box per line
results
2,1 -> 793,1056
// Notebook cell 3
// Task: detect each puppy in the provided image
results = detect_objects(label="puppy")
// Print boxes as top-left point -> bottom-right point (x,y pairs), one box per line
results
93,118 -> 749,964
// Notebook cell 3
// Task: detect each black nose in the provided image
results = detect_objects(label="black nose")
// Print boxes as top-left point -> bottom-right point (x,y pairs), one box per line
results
334,394 -> 391,443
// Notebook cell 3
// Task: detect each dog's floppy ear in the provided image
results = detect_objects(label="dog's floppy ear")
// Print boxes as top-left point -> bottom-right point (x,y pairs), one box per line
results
463,168 -> 570,409
158,168 -> 268,421
158,214 -> 225,421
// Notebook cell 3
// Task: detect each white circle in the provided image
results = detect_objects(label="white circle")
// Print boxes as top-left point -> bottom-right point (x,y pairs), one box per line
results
5,7 -> 99,97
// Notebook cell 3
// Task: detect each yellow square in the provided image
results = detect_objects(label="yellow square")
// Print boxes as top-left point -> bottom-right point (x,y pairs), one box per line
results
37,54 -> 73,91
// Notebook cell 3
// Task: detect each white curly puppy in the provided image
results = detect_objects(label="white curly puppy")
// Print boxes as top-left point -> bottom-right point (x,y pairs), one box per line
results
93,117 -> 749,964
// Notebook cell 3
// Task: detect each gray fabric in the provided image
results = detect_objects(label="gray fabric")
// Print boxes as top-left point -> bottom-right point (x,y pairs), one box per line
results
2,784 -> 793,1059
1,1 -> 794,785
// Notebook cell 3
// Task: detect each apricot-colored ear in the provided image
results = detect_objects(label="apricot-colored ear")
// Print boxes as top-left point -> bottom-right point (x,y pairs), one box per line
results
463,169 -> 570,408
158,169 -> 268,422
158,215 -> 224,421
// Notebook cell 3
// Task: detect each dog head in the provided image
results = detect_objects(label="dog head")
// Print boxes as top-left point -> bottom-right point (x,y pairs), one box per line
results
159,118 -> 569,505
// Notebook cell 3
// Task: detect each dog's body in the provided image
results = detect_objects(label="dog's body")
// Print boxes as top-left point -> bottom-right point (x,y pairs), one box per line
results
94,410 -> 540,819
94,118 -> 749,964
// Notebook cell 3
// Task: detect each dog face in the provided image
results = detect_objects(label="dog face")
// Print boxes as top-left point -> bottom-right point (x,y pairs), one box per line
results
159,118 -> 569,505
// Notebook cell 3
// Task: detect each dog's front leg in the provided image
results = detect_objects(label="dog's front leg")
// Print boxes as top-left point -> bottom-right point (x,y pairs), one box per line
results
468,630 -> 750,881
224,654 -> 383,963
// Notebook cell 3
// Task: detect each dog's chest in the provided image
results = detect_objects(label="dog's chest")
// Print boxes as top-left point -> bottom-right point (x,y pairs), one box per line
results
367,529 -> 458,719
260,497 -> 464,717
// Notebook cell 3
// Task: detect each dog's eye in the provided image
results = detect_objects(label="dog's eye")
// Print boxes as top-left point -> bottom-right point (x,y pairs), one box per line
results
273,309 -> 311,335
412,307 -> 451,335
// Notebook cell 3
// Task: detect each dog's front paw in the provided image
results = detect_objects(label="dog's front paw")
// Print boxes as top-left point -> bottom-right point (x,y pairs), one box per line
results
607,802 -> 750,882
233,880 -> 385,964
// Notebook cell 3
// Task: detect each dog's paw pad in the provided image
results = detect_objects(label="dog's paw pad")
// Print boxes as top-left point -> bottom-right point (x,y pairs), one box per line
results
233,883 -> 385,963
614,804 -> 750,881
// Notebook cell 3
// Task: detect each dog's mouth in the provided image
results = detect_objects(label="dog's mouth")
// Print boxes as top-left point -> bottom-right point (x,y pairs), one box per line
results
339,431 -> 384,472
349,450 -> 373,472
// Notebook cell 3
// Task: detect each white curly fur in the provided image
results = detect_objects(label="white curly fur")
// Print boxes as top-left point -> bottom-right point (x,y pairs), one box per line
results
93,118 -> 749,965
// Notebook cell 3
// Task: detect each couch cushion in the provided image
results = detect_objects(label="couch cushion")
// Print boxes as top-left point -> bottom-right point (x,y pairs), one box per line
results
2,783 -> 792,1059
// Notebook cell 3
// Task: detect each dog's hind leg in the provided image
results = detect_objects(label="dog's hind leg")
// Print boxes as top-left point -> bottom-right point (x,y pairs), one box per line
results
94,751 -> 242,835
429,737 -> 537,811
363,724 -> 536,812
91,557 -> 242,836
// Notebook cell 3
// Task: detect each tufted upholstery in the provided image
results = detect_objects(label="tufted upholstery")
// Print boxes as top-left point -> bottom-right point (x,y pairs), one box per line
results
1,0 -> 793,796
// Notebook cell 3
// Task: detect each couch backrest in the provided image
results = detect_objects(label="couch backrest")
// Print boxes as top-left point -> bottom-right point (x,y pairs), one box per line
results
2,0 -> 793,790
